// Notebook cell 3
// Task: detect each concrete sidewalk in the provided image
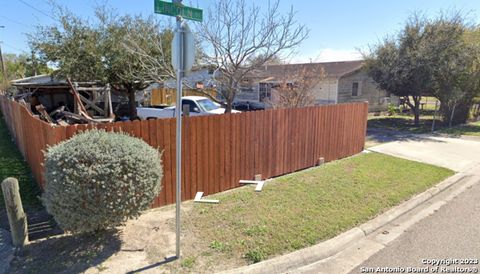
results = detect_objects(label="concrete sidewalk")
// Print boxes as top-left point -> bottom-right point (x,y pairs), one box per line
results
368,135 -> 480,172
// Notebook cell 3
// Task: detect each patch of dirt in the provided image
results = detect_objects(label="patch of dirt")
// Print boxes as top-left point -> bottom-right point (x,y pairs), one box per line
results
9,230 -> 121,274
85,202 -> 248,273
4,202 -> 248,273
90,205 -> 179,274
3,204 -> 179,274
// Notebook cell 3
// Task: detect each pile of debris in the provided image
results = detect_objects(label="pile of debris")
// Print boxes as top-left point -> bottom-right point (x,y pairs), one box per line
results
11,75 -> 115,125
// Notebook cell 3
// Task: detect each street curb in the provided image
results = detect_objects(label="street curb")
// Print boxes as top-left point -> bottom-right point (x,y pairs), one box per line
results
220,228 -> 365,274
221,172 -> 468,274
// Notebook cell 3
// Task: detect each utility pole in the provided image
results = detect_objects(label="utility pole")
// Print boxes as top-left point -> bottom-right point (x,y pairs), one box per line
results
0,26 -> 7,87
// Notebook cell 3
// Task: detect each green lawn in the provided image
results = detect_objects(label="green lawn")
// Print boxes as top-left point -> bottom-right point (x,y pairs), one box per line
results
0,114 -> 40,209
181,152 -> 453,271
368,114 -> 480,137
437,121 -> 480,136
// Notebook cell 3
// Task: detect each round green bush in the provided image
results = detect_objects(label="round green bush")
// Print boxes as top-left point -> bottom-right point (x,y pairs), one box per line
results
42,129 -> 163,233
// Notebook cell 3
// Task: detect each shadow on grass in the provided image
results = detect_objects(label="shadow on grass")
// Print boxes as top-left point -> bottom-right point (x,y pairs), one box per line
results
368,116 -> 444,134
9,229 -> 121,274
438,123 -> 480,136
0,115 -> 41,210
366,127 -> 448,145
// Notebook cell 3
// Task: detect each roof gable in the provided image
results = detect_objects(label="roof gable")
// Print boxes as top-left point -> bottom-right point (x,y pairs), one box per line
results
258,60 -> 364,81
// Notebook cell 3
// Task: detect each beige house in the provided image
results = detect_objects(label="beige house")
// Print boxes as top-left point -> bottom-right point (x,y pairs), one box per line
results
236,60 -> 397,111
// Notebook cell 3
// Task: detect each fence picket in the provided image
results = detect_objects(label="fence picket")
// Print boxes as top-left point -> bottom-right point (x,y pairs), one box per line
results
0,95 -> 368,208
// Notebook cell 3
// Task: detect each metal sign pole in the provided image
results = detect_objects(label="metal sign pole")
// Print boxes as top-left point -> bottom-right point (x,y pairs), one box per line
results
155,0 -> 201,261
175,13 -> 183,259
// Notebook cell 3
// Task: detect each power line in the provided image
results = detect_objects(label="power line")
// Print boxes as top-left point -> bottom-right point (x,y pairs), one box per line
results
17,0 -> 56,21
1,42 -> 26,53
0,15 -> 32,30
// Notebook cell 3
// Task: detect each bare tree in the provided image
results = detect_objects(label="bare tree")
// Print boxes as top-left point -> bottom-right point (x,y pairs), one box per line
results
267,65 -> 325,108
121,22 -> 175,86
199,0 -> 309,112
122,20 -> 210,98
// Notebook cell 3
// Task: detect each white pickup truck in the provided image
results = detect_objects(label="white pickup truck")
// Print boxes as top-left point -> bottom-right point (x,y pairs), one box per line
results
137,96 -> 240,120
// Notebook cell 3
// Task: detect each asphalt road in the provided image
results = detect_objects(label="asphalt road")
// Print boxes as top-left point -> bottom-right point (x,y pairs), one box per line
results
348,135 -> 480,274
292,135 -> 480,274
349,180 -> 480,274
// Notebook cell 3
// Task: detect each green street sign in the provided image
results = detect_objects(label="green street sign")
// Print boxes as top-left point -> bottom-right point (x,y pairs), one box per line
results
154,0 -> 203,22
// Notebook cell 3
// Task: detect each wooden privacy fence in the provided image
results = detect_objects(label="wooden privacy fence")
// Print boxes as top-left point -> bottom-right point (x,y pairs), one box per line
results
0,95 -> 368,208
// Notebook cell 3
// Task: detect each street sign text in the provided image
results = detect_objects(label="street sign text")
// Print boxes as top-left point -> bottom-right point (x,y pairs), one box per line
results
154,0 -> 203,22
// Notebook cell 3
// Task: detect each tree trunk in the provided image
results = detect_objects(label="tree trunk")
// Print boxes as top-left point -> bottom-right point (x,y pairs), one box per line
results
449,103 -> 456,128
128,87 -> 137,119
223,89 -> 235,113
224,100 -> 233,113
413,103 -> 420,127
404,96 -> 421,126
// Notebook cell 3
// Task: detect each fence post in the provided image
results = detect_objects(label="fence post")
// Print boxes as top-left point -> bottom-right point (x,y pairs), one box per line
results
1,177 -> 28,247
182,105 -> 190,117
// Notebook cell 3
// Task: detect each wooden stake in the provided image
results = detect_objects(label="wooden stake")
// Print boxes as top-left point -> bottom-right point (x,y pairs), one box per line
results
318,157 -> 325,166
1,177 -> 28,247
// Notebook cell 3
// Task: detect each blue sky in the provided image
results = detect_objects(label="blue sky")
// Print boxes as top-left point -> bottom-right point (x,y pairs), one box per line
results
1,0 -> 480,63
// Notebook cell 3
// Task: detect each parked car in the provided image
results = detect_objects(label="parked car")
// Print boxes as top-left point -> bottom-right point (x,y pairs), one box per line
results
136,96 -> 240,120
232,101 -> 266,111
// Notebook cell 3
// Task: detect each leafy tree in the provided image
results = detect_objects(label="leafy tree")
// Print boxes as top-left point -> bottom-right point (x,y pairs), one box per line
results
96,8 -> 174,117
365,12 -> 480,126
29,5 -> 173,118
364,16 -> 432,126
425,19 -> 480,126
30,7 -> 105,82
0,53 -> 51,85
199,0 -> 308,112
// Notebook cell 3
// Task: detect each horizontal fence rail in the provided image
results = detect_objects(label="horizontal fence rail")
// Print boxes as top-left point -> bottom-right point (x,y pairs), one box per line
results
0,95 -> 368,208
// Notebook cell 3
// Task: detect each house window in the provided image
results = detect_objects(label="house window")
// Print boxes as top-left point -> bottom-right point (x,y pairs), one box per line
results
207,66 -> 215,74
352,82 -> 359,96
259,83 -> 272,102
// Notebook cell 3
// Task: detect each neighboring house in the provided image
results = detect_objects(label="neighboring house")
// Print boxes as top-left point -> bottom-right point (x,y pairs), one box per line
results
162,67 -> 216,90
145,67 -> 218,105
145,61 -> 397,111
237,60 -> 398,112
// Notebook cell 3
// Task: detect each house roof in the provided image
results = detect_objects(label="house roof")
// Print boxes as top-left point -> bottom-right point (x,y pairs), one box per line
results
257,60 -> 364,81
11,74 -> 67,86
